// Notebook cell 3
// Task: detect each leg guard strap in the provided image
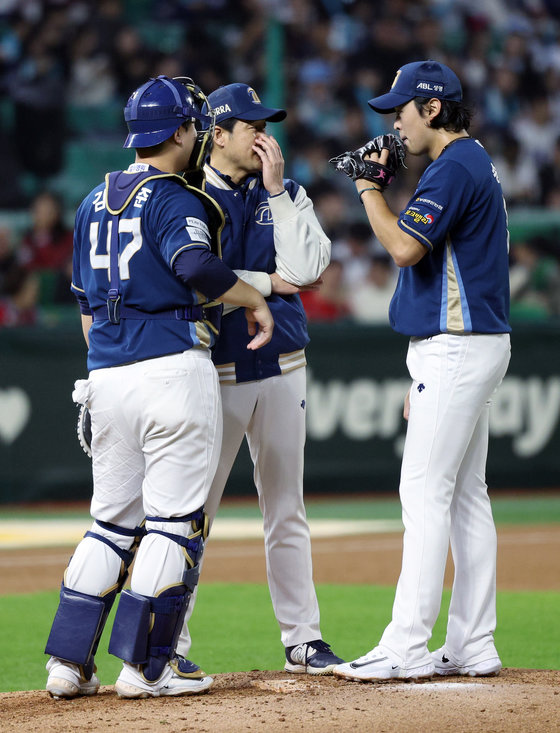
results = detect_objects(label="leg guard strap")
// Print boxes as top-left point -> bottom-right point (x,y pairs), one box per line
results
145,509 -> 207,571
84,532 -> 135,567
85,520 -> 145,592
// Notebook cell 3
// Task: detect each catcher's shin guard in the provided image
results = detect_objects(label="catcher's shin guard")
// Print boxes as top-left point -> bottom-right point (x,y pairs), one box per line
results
44,521 -> 144,679
45,584 -> 116,680
108,508 -> 208,682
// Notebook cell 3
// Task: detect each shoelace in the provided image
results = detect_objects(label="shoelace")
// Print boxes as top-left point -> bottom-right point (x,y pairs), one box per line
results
305,640 -> 333,657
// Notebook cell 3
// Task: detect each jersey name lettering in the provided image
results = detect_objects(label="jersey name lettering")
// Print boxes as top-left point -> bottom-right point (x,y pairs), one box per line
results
92,191 -> 105,213
134,187 -> 152,208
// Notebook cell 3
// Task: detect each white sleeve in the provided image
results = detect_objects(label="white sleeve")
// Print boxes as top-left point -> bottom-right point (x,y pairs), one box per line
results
268,186 -> 331,286
221,269 -> 272,316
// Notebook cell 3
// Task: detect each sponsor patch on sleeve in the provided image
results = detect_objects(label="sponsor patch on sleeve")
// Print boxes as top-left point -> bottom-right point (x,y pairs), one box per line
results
402,206 -> 436,227
185,217 -> 210,243
414,197 -> 443,211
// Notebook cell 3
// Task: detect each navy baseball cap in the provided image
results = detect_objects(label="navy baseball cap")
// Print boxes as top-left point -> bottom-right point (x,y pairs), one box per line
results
208,83 -> 287,124
368,60 -> 463,113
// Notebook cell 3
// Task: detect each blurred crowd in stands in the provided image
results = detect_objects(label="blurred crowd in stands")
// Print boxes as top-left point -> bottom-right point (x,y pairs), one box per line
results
1,0 -> 560,327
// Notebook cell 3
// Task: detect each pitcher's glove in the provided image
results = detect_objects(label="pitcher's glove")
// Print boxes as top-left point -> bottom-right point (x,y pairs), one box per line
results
76,404 -> 92,458
329,134 -> 406,189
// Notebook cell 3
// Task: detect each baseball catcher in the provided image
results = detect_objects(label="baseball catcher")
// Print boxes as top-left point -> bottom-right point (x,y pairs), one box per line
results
329,133 -> 406,189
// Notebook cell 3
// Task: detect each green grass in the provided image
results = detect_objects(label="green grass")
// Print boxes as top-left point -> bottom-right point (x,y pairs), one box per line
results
1,584 -> 558,692
1,493 -> 560,525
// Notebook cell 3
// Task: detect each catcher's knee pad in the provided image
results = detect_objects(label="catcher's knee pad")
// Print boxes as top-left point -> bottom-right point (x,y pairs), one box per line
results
144,508 -> 208,591
45,584 -> 116,679
108,508 -> 208,681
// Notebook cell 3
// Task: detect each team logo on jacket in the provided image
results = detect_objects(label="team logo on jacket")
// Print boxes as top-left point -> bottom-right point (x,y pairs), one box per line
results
255,201 -> 273,225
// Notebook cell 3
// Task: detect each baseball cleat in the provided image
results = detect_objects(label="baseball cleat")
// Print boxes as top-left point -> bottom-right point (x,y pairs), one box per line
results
115,657 -> 213,699
284,639 -> 344,675
431,647 -> 502,677
46,656 -> 100,699
333,646 -> 434,682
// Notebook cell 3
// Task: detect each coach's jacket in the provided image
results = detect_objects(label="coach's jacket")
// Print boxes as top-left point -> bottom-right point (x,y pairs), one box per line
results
203,164 -> 331,384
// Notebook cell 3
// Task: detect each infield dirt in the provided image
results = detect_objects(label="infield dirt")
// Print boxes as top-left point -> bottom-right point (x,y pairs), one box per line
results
1,523 -> 558,732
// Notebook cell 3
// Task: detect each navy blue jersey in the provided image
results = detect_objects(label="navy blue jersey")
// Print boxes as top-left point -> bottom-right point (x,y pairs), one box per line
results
72,165 -> 220,370
204,169 -> 310,383
390,138 -> 511,337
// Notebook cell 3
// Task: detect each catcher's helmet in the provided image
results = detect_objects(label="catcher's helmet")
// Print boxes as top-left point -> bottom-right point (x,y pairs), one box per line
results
123,75 -> 214,169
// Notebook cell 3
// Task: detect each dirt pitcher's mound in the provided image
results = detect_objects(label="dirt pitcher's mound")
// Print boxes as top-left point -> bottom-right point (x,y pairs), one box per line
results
1,669 -> 558,732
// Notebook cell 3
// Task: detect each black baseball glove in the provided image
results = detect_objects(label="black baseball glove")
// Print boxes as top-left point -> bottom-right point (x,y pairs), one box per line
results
329,134 -> 406,189
76,404 -> 92,458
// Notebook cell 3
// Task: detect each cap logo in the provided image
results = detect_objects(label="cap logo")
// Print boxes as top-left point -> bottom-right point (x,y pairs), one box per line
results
248,87 -> 261,104
214,104 -> 232,116
390,70 -> 401,89
416,80 -> 444,94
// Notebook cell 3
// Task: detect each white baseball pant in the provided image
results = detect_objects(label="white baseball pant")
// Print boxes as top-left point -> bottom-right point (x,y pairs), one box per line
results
178,366 -> 321,655
379,332 -> 511,670
65,349 -> 222,597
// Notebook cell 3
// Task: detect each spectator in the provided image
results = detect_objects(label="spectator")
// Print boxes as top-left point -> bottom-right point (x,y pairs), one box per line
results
0,265 -> 39,326
482,64 -> 521,131
512,94 -> 558,168
19,191 -> 73,272
347,253 -> 398,325
538,136 -> 560,207
7,21 -> 67,178
0,226 -> 18,293
110,25 -> 155,99
52,255 -> 75,306
332,221 -> 377,291
300,260 -> 349,322
493,133 -> 539,206
306,181 -> 351,241
2,0 -> 560,326
67,26 -> 116,106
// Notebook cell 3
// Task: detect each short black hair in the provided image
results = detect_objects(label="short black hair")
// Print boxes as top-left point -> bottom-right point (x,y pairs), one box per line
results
413,97 -> 473,133
215,117 -> 239,133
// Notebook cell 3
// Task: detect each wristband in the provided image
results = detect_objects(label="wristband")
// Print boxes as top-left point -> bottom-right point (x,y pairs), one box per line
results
358,186 -> 383,202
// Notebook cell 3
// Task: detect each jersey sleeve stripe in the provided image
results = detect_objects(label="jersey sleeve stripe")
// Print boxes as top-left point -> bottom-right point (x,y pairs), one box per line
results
398,220 -> 433,251
169,242 -> 210,267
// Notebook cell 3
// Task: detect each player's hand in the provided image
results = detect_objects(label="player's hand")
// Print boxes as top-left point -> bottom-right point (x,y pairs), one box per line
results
245,300 -> 274,350
270,272 -> 323,294
253,133 -> 285,196
403,387 -> 411,421
355,148 -> 390,190
363,147 -> 389,164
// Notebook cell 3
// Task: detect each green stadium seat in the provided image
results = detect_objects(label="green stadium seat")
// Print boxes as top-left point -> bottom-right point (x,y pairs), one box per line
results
49,141 -> 135,209
66,103 -> 124,136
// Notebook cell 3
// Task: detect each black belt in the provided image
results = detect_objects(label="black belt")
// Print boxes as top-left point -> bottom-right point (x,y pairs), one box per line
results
92,303 -> 219,323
